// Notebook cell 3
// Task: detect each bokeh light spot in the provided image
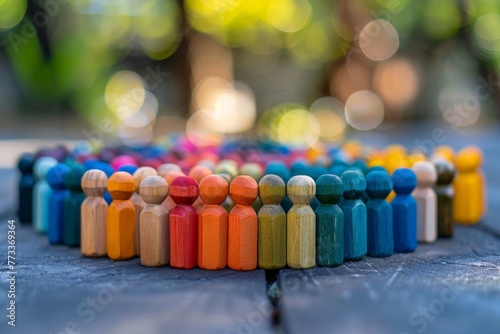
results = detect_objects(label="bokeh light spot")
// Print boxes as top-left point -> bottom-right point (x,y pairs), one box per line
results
473,13 -> 500,57
345,90 -> 384,131
193,77 -> 256,133
277,108 -> 319,147
0,0 -> 26,30
330,60 -> 371,103
121,91 -> 158,128
105,71 -> 146,120
359,19 -> 399,61
310,97 -> 346,143
373,58 -> 419,108
267,0 -> 311,33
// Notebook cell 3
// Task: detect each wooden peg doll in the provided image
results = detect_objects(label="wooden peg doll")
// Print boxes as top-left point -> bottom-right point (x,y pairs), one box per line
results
33,157 -> 58,233
391,168 -> 417,252
107,172 -> 136,260
81,170 -> 108,257
63,165 -> 86,247
228,175 -> 258,271
366,171 -> 394,257
132,167 -> 158,255
140,176 -> 169,267
258,174 -> 286,269
169,176 -> 199,269
412,161 -> 437,243
17,153 -> 36,224
287,175 -> 316,269
433,159 -> 455,237
47,163 -> 71,245
315,174 -> 344,266
453,147 -> 484,224
198,175 -> 229,270
340,170 -> 367,260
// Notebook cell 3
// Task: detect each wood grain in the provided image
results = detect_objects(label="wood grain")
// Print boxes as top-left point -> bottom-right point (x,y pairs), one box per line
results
280,225 -> 500,334
228,175 -> 258,271
140,175 -> 169,267
132,167 -> 158,255
198,175 -> 228,270
258,174 -> 286,269
46,163 -> 70,245
315,174 -> 344,266
81,169 -> 108,257
265,161 -> 293,212
5,124 -> 500,334
412,161 -> 438,243
287,175 -> 316,269
340,170 -> 367,260
107,172 -> 136,261
63,165 -> 86,247
33,157 -> 57,233
392,168 -> 418,252
169,176 -> 199,269
162,170 -> 186,211
366,170 -> 393,257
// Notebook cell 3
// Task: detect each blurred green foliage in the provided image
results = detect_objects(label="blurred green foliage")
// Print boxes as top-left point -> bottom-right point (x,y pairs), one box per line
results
0,0 -> 500,123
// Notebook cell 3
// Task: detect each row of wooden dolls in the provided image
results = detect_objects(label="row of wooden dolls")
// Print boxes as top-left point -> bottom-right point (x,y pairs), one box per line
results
19,142 -> 484,270
75,155 -> 479,270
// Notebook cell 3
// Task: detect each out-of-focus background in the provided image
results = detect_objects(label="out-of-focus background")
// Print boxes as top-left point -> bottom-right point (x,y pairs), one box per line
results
2,3 -> 500,334
1,0 -> 499,166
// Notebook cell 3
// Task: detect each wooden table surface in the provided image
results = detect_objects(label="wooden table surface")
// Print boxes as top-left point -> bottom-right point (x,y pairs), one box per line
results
0,125 -> 499,334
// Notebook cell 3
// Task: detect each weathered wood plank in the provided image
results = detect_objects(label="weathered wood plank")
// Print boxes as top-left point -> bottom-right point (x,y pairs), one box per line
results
0,168 -> 17,217
0,221 -> 273,334
280,226 -> 500,334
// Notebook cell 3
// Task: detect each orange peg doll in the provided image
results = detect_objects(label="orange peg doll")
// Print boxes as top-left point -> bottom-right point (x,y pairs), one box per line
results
228,175 -> 258,271
107,172 -> 136,261
198,175 -> 229,270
